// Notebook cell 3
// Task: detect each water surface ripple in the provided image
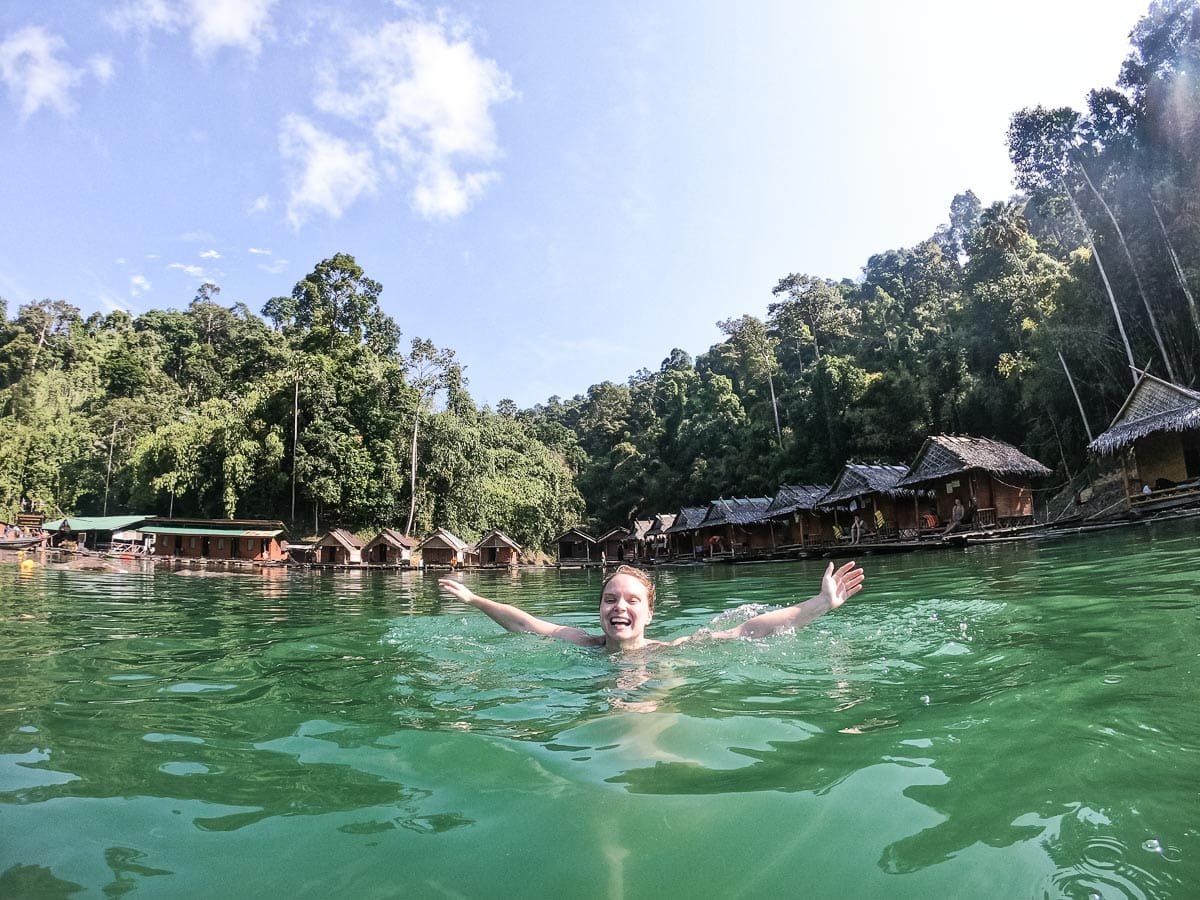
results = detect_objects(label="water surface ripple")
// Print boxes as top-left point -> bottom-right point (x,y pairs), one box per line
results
1,521 -> 1197,898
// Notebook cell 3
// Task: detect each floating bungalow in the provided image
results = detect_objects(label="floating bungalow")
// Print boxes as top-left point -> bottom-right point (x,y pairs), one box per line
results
643,513 -> 676,560
140,517 -> 288,561
417,528 -> 474,568
597,527 -> 631,563
475,529 -> 522,567
363,528 -> 416,566
556,527 -> 598,567
662,506 -> 708,559
698,497 -> 773,557
762,484 -> 834,547
627,519 -> 653,561
819,464 -> 916,538
44,514 -> 152,553
898,435 -> 1051,528
1088,373 -> 1200,511
315,528 -> 364,565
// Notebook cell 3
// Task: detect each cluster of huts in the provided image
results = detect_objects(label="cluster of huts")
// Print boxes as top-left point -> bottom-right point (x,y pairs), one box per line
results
36,513 -> 525,571
559,433 -> 1054,565
29,375 -> 1200,569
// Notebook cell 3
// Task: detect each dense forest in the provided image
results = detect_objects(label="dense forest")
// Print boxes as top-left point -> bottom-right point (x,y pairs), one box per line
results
2,1 -> 1197,548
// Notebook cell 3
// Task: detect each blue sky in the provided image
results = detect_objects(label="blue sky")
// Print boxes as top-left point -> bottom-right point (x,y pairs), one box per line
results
1,0 -> 1152,407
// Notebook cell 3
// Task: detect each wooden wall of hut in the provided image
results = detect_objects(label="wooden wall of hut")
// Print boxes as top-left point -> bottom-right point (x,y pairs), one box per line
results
1133,431 -> 1195,487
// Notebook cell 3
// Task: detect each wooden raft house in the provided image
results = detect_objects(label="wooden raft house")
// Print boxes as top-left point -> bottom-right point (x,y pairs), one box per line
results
475,529 -> 522,567
642,513 -> 676,560
417,528 -> 474,568
45,514 -> 152,553
141,517 -> 288,562
898,435 -> 1051,529
662,506 -> 708,560
697,497 -> 773,558
596,527 -> 631,563
819,464 -> 916,539
315,528 -> 364,565
763,484 -> 834,548
556,527 -> 598,567
363,528 -> 417,566
1088,373 -> 1200,511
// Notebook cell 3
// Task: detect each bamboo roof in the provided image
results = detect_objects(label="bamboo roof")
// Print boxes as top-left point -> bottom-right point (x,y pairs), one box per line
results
898,435 -> 1051,486
764,484 -> 832,517
821,464 -> 912,504
1088,373 -> 1200,455
645,513 -> 676,536
902,434 -> 1051,487
629,518 -> 653,540
700,497 -> 772,527
663,506 -> 708,533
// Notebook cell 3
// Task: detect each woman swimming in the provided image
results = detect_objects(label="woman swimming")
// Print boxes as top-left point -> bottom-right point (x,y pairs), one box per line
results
438,560 -> 865,652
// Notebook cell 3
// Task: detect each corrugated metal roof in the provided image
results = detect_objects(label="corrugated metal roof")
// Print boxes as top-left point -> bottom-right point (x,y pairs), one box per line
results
417,528 -> 469,551
474,529 -> 522,551
46,515 -> 152,532
142,526 -> 281,537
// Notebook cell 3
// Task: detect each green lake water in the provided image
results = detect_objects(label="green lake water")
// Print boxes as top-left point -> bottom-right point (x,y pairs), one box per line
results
1,521 -> 1197,898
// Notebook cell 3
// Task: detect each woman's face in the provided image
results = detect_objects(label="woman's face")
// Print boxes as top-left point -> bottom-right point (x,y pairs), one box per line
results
599,573 -> 653,645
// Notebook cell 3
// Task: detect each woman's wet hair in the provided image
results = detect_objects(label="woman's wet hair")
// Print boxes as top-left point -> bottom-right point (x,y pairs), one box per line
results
601,565 -> 656,612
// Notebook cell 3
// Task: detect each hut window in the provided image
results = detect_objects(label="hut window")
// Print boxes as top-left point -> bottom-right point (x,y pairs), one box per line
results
190,537 -> 197,548
217,539 -> 225,549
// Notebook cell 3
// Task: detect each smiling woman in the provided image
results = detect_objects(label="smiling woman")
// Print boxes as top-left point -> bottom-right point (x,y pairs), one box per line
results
437,560 -> 865,652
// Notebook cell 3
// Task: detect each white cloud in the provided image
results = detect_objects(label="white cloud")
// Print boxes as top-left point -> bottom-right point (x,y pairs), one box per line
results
89,55 -> 115,84
199,249 -> 221,258
247,246 -> 271,255
311,16 -> 515,220
247,194 -> 269,214
115,257 -> 127,265
108,0 -> 276,57
168,262 -> 204,277
280,113 -> 376,228
130,274 -> 152,296
259,257 -> 289,275
0,26 -> 82,118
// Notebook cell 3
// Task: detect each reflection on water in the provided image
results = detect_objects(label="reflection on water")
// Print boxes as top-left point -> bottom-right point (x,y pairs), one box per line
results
1,521 -> 1198,897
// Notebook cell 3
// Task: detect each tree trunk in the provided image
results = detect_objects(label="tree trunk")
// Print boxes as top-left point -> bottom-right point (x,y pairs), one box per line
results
1063,182 -> 1137,383
1057,349 -> 1093,443
766,369 -> 782,446
1150,197 -> 1200,347
1075,162 -> 1176,381
405,406 -> 421,536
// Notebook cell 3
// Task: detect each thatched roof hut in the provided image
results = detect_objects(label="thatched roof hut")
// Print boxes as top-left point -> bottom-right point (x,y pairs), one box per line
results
661,506 -> 708,558
821,465 -> 911,505
1088,373 -> 1200,456
898,435 -> 1052,486
698,497 -> 774,555
898,435 -> 1051,528
1088,373 -> 1200,504
764,484 -> 834,546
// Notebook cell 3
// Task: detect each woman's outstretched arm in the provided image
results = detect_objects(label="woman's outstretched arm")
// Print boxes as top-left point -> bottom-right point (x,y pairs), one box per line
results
438,578 -> 603,647
708,561 -> 864,640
